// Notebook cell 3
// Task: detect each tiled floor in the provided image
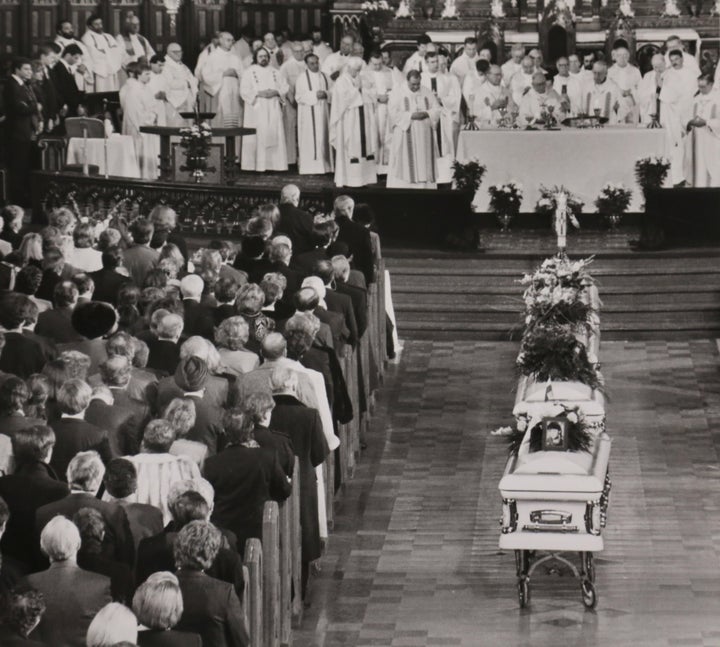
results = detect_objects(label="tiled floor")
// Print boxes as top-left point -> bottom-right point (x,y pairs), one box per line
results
294,340 -> 720,647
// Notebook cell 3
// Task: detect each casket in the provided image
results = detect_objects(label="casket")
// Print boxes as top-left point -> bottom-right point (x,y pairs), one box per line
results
513,376 -> 605,425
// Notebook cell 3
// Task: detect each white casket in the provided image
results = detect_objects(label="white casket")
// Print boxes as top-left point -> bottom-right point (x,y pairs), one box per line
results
513,376 -> 605,425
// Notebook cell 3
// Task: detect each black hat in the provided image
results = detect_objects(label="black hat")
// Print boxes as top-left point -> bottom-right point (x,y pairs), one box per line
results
72,302 -> 118,339
175,356 -> 209,392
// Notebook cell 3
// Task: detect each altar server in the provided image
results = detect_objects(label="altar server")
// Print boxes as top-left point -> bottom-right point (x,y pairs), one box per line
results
296,53 -> 333,175
241,47 -> 289,172
197,31 -> 244,128
362,51 -> 395,175
55,20 -> 93,92
510,56 -> 535,106
637,54 -> 666,125
471,64 -> 513,127
608,47 -> 641,122
661,49 -> 698,185
463,59 -> 489,115
322,34 -> 355,82
310,26 -> 333,63
122,62 -> 160,179
582,62 -> 626,123
82,14 -> 123,92
518,71 -> 565,124
501,44 -> 524,87
280,42 -> 307,166
664,36 -> 700,77
146,55 -> 168,127
116,12 -> 155,85
449,37 -> 478,86
402,34 -> 432,75
421,51 -> 461,183
687,74 -> 720,187
329,57 -> 377,187
386,71 -> 440,189
162,42 -> 198,126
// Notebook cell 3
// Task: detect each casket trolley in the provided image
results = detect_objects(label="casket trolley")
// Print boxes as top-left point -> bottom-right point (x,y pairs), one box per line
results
499,378 -> 612,609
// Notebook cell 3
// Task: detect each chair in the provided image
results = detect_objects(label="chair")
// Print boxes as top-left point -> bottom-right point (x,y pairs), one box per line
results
64,117 -> 104,175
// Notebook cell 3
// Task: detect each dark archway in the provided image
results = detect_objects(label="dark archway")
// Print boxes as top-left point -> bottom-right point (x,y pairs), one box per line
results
636,43 -> 660,74
480,40 -> 499,63
548,25 -> 568,63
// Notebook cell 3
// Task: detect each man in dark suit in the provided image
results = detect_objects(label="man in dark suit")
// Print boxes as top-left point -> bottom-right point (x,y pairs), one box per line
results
298,280 -> 350,354
35,280 -> 82,344
147,312 -> 184,376
213,277 -> 240,327
0,293 -> 47,379
50,43 -> 85,118
3,57 -> 39,206
85,386 -> 145,456
19,515 -> 112,646
90,246 -> 130,306
333,195 -> 375,285
291,220 -> 338,278
267,237 -> 304,297
234,235 -> 273,283
180,274 -> 215,340
123,219 -> 159,288
36,450 -> 134,568
277,184 -> 315,254
331,254 -> 368,337
37,45 -> 60,129
313,259 -> 359,348
0,425 -> 69,571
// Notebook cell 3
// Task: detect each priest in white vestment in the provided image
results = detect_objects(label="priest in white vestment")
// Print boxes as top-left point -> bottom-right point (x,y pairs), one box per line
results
382,49 -> 405,88
553,57 -> 583,116
311,27 -> 333,63
322,34 -> 355,82
462,60 -> 489,115
280,43 -> 307,166
194,33 -> 219,81
471,64 -> 513,127
608,47 -> 642,123
510,56 -> 535,106
568,54 -> 593,90
295,53 -> 334,175
262,33 -> 282,69
162,43 -> 198,126
637,54 -> 666,125
329,57 -> 378,187
421,52 -> 461,184
82,15 -> 122,92
56,21 -> 93,91
449,38 -> 478,86
687,75 -> 720,187
146,56 -> 168,127
387,71 -> 441,189
362,52 -> 395,175
121,63 -> 160,179
241,47 -> 289,172
115,13 -> 155,86
664,37 -> 700,77
197,32 -> 244,128
581,62 -> 626,123
233,28 -> 255,64
501,45 -> 525,87
402,35 -> 432,75
661,50 -> 699,185
518,72 -> 566,124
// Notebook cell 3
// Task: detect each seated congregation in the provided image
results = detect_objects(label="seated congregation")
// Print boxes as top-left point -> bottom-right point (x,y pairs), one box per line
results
0,184 -> 390,646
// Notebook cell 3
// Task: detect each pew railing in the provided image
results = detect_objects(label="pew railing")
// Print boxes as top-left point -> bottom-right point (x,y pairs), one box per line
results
262,502 -> 281,647
243,538 -> 264,647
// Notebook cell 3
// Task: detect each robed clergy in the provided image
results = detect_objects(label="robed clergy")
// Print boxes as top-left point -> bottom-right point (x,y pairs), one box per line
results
197,31 -> 244,128
279,43 -> 307,166
162,43 -> 198,126
638,55 -> 666,125
295,53 -> 334,175
241,47 -> 289,172
82,15 -> 122,92
582,61 -> 627,123
386,71 -> 441,189
361,51 -> 395,175
518,72 -> 566,124
687,75 -> 720,187
469,63 -> 512,127
329,57 -> 378,187
121,63 -> 160,179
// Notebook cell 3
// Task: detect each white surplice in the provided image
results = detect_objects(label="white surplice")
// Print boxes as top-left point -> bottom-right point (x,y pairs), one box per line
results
582,78 -> 626,123
162,57 -> 198,126
116,32 -> 155,85
518,88 -> 565,124
55,35 -> 94,91
402,51 -> 429,75
421,71 -> 461,183
240,64 -> 289,171
510,71 -> 533,106
552,74 -> 584,116
146,72 -> 168,127
501,59 -> 522,87
313,42 -> 333,63
608,62 -> 642,122
329,72 -> 377,187
121,78 -> 159,179
661,66 -> 698,184
637,70 -> 664,125
690,90 -> 720,187
362,67 -> 395,174
386,84 -> 440,189
471,80 -> 513,127
81,30 -> 123,92
449,53 -> 478,86
280,57 -> 307,165
295,69 -> 334,174
198,47 -> 244,128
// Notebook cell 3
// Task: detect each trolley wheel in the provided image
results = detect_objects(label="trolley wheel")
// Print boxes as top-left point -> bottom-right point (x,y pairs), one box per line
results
518,576 -> 531,608
583,552 -> 595,583
581,579 -> 597,609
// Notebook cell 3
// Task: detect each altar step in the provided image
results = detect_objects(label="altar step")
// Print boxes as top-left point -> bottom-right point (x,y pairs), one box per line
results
386,252 -> 720,341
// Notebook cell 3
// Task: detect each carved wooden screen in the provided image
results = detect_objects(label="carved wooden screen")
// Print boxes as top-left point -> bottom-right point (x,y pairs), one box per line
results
68,0 -> 101,43
30,0 -> 61,48
234,2 -> 327,40
0,0 -> 21,54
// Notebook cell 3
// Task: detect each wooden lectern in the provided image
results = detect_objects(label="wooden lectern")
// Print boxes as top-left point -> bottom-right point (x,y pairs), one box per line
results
139,126 -> 256,182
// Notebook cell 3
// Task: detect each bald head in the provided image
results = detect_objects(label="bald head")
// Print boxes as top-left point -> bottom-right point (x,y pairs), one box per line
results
651,53 -> 666,72
218,32 -> 233,50
592,60 -> 608,84
614,47 -> 629,65
521,56 -> 534,74
261,332 -> 287,360
531,70 -> 547,92
280,184 -> 300,205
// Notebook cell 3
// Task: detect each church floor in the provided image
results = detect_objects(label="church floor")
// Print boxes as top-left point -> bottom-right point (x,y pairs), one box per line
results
294,339 -> 720,647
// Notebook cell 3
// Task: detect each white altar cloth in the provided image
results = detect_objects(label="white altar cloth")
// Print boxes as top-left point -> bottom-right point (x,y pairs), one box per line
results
67,134 -> 141,178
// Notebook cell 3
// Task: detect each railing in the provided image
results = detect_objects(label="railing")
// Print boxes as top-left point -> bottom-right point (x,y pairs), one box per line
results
240,260 -> 390,646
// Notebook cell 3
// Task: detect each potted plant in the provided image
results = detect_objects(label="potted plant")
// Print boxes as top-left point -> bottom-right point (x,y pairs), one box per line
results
594,182 -> 632,229
488,181 -> 523,231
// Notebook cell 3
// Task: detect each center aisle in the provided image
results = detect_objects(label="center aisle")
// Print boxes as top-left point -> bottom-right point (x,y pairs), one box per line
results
295,339 -> 720,647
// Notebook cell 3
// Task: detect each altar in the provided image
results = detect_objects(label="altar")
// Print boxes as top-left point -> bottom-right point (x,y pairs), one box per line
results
456,127 -> 667,213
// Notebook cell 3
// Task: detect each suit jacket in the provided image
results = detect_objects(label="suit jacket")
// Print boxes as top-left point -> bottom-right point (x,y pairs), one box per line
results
116,499 -> 164,552
153,374 -> 229,412
253,425 -> 295,478
218,263 -> 248,286
0,461 -> 68,569
36,492 -> 134,567
57,338 -> 108,374
19,561 -> 111,647
183,299 -> 215,340
77,548 -> 135,604
270,262 -> 304,297
36,307 -> 82,344
90,267 -> 130,305
314,306 -> 349,354
50,61 -> 84,116
137,629 -> 202,647
336,280 -> 368,338
175,570 -> 250,647
0,413 -> 45,439
85,399 -> 144,456
0,626 -> 45,646
49,417 -> 113,481
325,288 -> 358,348
335,215 -> 375,285
0,332 -> 46,379
123,245 -> 159,288
3,77 -> 38,144
213,303 -> 236,327
290,247 -> 329,278
22,329 -> 57,364
36,70 -> 59,122
146,338 -> 181,376
277,203 -> 315,254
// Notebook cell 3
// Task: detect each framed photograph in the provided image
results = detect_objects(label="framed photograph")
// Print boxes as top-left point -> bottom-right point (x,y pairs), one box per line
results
541,418 -> 569,451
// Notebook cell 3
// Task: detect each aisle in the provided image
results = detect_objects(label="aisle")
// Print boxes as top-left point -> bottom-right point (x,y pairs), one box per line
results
294,340 -> 720,647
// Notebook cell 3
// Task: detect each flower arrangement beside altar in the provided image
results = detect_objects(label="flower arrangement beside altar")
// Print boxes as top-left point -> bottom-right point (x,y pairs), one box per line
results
179,121 -> 215,183
535,185 -> 583,227
635,156 -> 670,195
488,181 -> 523,231
594,182 -> 632,229
452,159 -> 486,194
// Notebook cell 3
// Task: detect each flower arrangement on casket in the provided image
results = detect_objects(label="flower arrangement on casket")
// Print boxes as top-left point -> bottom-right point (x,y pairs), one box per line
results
517,324 -> 604,390
488,181 -> 524,215
179,122 -> 215,177
635,156 -> 670,192
535,185 -> 583,227
452,159 -> 487,193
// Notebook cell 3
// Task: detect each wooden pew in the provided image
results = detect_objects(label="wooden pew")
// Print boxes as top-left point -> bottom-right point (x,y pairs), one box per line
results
262,502 -> 281,647
290,457 -> 303,626
278,493 -> 292,647
243,538 -> 263,647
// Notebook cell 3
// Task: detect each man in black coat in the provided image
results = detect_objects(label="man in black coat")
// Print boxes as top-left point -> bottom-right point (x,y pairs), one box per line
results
313,259 -> 359,348
90,246 -> 130,306
333,195 -> 375,285
37,45 -> 60,129
0,293 -> 47,379
331,254 -> 368,337
180,274 -> 215,340
146,312 -> 184,376
276,184 -> 315,254
291,219 -> 337,278
50,43 -> 85,118
2,57 -> 39,206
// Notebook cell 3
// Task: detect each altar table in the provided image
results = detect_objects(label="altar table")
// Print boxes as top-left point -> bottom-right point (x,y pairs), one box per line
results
455,127 -> 666,213
66,134 -> 140,178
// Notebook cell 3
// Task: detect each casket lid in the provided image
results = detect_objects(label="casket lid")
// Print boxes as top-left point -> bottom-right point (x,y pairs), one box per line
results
513,376 -> 605,417
514,449 -> 592,475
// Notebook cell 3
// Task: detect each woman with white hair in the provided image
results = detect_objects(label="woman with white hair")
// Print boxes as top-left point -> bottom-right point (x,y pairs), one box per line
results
165,397 -> 208,468
214,316 -> 260,377
18,515 -> 112,646
86,602 -> 138,647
